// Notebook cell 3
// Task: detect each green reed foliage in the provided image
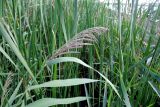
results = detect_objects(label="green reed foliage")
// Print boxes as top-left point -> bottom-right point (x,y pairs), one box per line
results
0,0 -> 160,106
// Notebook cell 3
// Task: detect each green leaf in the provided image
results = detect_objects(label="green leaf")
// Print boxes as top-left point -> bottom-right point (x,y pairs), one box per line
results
57,0 -> 67,42
47,57 -> 121,99
25,97 -> 89,107
148,81 -> 160,98
0,20 -> 36,83
6,79 -> 23,107
120,74 -> 131,107
47,57 -> 92,69
0,45 -> 17,69
84,84 -> 91,107
21,100 -> 25,107
27,78 -> 99,90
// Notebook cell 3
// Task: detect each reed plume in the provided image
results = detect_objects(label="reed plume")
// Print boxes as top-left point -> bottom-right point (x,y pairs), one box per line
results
1,72 -> 13,107
49,27 -> 108,60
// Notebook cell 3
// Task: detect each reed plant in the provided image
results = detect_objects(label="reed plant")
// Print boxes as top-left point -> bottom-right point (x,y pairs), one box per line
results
0,0 -> 160,107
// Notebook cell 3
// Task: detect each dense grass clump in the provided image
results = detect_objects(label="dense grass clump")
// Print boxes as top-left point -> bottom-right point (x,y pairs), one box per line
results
0,0 -> 160,107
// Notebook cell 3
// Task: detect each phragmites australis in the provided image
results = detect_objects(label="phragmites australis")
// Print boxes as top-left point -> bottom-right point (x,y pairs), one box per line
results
49,27 -> 108,60
1,72 -> 13,107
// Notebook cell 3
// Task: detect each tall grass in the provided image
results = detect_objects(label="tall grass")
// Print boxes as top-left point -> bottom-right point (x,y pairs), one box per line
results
0,0 -> 160,106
